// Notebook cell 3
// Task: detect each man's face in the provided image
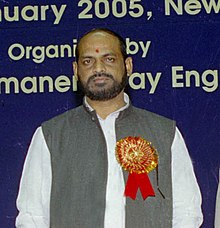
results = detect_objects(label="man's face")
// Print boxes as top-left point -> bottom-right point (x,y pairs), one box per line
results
73,31 -> 132,101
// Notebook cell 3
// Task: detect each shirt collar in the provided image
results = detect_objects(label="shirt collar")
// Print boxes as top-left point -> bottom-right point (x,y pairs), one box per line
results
84,93 -> 130,119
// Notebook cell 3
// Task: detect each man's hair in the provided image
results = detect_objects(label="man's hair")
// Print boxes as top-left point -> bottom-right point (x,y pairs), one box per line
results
75,28 -> 128,62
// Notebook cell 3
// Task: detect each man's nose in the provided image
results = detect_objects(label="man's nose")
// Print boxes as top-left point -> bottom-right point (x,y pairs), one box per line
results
93,59 -> 106,74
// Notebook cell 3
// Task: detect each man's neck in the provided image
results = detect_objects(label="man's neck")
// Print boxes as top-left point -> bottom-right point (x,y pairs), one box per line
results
86,92 -> 126,119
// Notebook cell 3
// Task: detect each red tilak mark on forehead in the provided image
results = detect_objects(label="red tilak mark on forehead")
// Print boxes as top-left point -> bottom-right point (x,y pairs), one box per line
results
95,49 -> 99,53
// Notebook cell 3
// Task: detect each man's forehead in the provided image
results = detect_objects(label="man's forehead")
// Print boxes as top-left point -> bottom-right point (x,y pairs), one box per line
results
78,31 -> 121,54
82,30 -> 117,41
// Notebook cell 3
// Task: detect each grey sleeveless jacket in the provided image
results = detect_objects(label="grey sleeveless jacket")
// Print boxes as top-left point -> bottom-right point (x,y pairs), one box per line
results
42,104 -> 175,228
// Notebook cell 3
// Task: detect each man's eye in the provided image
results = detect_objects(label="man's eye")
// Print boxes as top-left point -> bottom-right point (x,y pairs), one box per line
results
106,57 -> 115,62
83,59 -> 91,65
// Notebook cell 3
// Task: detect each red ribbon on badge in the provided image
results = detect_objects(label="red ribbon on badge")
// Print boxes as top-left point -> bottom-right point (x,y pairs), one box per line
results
115,136 -> 158,200
124,173 -> 155,200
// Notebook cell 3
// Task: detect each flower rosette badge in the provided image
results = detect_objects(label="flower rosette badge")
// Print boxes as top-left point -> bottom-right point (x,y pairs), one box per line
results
116,136 -> 158,200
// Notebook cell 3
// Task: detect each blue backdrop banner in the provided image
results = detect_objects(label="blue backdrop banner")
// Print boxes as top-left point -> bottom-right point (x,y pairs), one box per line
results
0,0 -> 219,227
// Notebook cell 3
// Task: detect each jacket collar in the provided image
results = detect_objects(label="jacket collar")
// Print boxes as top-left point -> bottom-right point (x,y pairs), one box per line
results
82,93 -> 133,120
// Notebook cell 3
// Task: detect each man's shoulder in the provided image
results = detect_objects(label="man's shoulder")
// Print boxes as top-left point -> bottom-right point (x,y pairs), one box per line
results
131,105 -> 175,124
42,105 -> 84,128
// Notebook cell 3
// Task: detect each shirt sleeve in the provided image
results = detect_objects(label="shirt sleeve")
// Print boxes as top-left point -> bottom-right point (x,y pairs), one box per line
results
16,127 -> 51,228
172,127 -> 203,228
215,169 -> 220,228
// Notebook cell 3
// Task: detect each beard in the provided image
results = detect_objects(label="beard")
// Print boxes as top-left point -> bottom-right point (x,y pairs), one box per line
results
78,70 -> 128,101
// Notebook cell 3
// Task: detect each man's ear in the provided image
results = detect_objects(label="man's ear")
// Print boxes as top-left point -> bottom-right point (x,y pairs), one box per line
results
125,57 -> 133,76
73,61 -> 78,80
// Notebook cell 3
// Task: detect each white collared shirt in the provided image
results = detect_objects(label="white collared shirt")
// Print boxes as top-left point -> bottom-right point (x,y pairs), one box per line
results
16,95 -> 203,228
87,97 -> 129,228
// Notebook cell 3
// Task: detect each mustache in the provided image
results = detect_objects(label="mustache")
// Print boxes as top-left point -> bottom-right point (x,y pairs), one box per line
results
88,72 -> 114,82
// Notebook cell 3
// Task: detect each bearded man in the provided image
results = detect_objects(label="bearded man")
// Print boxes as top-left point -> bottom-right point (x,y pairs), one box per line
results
16,28 -> 203,228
